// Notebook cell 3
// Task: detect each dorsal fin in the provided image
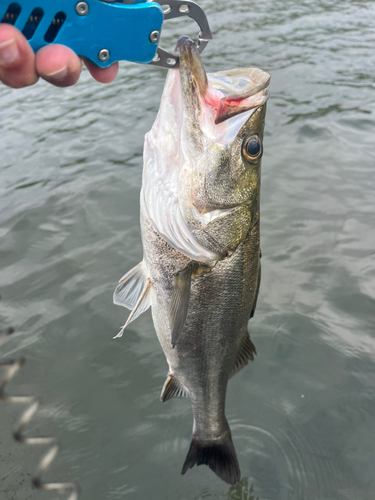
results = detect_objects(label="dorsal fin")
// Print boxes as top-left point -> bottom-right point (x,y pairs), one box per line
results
230,332 -> 257,378
160,374 -> 188,402
113,262 -> 152,338
169,263 -> 193,348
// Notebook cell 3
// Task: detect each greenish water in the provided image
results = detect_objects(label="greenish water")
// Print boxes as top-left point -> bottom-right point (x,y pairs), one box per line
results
1,0 -> 375,499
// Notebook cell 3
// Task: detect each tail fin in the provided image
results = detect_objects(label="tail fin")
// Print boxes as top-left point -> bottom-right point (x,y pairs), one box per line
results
181,430 -> 240,485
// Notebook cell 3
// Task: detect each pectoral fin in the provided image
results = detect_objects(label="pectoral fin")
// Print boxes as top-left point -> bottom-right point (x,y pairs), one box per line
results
114,262 -> 146,310
169,263 -> 193,348
160,374 -> 188,402
230,332 -> 257,378
113,261 -> 152,338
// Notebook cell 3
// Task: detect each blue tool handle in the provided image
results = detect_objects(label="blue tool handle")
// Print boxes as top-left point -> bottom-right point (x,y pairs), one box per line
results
0,0 -> 164,68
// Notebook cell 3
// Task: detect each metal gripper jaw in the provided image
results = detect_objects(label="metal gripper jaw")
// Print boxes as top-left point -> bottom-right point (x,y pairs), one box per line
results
150,0 -> 212,69
0,0 -> 212,69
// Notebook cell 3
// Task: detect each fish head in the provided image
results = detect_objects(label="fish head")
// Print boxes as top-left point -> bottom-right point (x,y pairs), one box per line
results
143,37 -> 270,261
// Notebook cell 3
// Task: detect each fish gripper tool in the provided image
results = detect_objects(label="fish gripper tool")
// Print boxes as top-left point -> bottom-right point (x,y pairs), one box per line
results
0,326 -> 78,500
0,0 -> 212,68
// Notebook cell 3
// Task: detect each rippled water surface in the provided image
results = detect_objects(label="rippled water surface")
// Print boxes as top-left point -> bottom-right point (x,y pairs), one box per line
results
1,1 -> 374,499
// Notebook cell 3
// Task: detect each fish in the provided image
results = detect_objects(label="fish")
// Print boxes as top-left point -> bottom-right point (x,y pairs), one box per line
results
114,36 -> 270,485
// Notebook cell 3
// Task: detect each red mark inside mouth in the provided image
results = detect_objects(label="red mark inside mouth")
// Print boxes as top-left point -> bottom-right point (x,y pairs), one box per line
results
204,87 -> 260,125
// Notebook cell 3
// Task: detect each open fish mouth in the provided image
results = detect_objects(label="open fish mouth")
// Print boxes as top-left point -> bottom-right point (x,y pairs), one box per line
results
176,35 -> 270,126
141,37 -> 270,262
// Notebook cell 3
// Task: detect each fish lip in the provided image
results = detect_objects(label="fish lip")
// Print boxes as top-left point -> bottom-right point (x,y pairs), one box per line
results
212,68 -> 271,100
175,35 -> 208,99
175,36 -> 270,125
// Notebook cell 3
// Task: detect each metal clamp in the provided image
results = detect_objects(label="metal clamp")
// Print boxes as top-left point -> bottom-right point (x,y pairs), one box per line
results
150,0 -> 212,69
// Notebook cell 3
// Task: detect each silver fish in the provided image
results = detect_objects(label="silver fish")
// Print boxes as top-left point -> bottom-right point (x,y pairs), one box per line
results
114,36 -> 270,485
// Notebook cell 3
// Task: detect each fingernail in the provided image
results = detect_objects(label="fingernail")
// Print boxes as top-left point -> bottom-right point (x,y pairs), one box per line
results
46,66 -> 68,81
0,38 -> 19,66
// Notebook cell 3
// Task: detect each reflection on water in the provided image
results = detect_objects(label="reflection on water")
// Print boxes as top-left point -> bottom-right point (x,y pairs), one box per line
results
1,0 -> 375,498
197,478 -> 258,500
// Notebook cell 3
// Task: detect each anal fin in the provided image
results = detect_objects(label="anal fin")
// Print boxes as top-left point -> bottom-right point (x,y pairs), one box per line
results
230,332 -> 257,378
160,374 -> 188,402
169,263 -> 193,348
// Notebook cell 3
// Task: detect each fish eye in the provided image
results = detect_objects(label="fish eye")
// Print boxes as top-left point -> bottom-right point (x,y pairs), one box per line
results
243,135 -> 262,163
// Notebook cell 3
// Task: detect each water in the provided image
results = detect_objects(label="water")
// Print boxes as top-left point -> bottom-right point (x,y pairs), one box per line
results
1,0 -> 374,498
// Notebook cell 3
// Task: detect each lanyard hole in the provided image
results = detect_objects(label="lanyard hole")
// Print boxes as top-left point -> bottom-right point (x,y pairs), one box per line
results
179,5 -> 190,14
162,4 -> 172,15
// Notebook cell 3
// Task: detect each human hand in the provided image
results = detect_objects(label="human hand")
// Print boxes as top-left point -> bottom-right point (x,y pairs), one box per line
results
0,23 -> 119,88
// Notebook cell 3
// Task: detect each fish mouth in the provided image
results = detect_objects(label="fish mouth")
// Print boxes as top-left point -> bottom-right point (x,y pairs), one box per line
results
175,36 -> 270,125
